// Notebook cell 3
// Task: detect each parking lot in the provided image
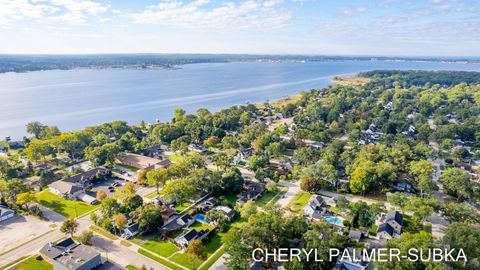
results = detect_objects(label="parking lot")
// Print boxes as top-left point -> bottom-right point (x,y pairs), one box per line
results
88,176 -> 137,198
0,214 -> 57,254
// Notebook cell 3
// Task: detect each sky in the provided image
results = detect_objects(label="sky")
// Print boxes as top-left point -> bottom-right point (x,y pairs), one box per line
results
0,0 -> 479,56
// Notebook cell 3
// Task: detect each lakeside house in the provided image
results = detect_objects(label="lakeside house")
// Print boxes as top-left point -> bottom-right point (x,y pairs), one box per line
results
40,238 -> 102,270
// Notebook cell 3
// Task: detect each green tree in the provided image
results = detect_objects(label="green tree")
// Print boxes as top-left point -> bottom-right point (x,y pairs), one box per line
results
146,168 -> 169,194
134,204 -> 164,235
26,121 -> 46,139
161,177 -> 196,204
387,192 -> 409,213
77,230 -> 93,245
60,219 -> 78,237
440,168 -> 472,200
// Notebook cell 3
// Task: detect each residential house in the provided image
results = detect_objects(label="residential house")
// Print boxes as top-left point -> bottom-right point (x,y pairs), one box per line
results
8,141 -> 24,149
304,195 -> 325,218
176,214 -> 195,227
377,223 -> 396,239
154,195 -> 176,207
115,152 -> 171,175
385,211 -> 403,234
196,198 -> 216,212
49,181 -> 84,200
348,228 -> 370,242
238,181 -> 265,203
174,229 -> 210,248
188,144 -> 208,153
0,204 -> 15,222
121,223 -> 139,239
63,168 -> 111,188
40,238 -> 102,270
143,143 -> 169,159
0,144 -> 5,153
214,206 -> 236,220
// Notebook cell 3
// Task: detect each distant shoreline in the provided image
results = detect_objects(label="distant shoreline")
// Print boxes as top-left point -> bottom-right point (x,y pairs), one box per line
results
1,55 -> 479,75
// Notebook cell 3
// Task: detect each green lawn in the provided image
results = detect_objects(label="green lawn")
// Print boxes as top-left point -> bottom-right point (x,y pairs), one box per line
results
255,190 -> 278,206
126,266 -> 138,270
175,202 -> 192,212
286,191 -> 311,213
141,237 -> 179,257
167,153 -> 186,163
138,249 -> 184,270
14,256 -> 52,270
198,246 -> 225,270
189,221 -> 212,231
369,224 -> 378,236
170,253 -> 203,270
36,190 -> 97,218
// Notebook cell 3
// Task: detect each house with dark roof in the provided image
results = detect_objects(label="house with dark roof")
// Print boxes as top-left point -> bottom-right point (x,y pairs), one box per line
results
174,229 -> 210,248
377,223 -> 396,239
237,181 -> 265,203
304,195 -> 325,218
40,238 -> 102,270
49,168 -> 111,200
63,168 -> 110,188
0,205 -> 15,222
385,211 -> 403,234
121,223 -> 139,239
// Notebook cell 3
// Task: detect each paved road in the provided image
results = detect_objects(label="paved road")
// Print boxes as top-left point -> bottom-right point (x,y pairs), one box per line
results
276,180 -> 301,208
91,235 -> 170,270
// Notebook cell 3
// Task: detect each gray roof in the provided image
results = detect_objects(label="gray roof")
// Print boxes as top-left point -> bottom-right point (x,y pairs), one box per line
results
0,205 -> 14,218
386,211 -> 403,225
63,168 -> 109,184
49,181 -> 83,195
377,223 -> 394,237
40,238 -> 100,269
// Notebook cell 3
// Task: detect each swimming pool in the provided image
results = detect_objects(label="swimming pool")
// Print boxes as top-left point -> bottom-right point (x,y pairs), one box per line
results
194,214 -> 206,223
324,216 -> 343,225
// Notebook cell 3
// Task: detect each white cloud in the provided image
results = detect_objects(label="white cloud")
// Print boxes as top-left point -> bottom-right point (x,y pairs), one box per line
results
0,0 -> 109,26
339,6 -> 368,16
126,0 -> 292,30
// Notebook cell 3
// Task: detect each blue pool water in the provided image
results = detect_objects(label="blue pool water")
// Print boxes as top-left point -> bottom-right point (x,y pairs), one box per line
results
194,214 -> 206,223
324,216 -> 343,225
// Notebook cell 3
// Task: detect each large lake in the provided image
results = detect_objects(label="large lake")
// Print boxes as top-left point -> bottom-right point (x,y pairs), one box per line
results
2,60 -> 480,139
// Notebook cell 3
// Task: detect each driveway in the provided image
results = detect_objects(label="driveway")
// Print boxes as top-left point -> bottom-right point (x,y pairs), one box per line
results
276,180 -> 301,208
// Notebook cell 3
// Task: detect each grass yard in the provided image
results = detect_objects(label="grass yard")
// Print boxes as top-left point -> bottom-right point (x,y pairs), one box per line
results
167,153 -> 186,163
369,224 -> 378,236
14,256 -> 53,270
287,191 -> 311,213
175,202 -> 192,212
198,245 -> 225,270
36,190 -> 97,218
189,221 -> 212,231
138,249 -> 184,270
170,253 -> 203,270
255,190 -> 278,206
141,237 -> 179,257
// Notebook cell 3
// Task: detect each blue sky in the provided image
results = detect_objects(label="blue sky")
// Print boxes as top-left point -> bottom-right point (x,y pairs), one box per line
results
0,0 -> 479,56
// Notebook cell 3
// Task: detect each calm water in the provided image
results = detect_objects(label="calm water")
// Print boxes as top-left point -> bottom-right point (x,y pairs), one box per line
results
2,60 -> 480,139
